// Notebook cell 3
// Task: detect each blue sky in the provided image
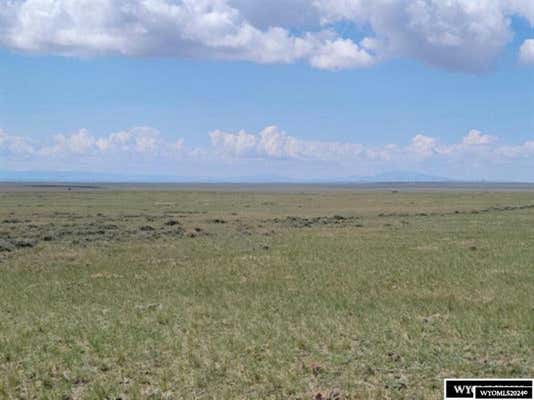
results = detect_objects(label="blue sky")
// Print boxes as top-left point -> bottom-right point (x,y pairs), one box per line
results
1,0 -> 533,181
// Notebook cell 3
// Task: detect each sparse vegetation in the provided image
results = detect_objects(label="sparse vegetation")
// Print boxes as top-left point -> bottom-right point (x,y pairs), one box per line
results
0,185 -> 533,399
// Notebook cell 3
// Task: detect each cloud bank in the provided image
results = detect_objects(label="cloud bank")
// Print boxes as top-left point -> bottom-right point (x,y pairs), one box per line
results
3,125 -> 534,180
0,0 -> 533,71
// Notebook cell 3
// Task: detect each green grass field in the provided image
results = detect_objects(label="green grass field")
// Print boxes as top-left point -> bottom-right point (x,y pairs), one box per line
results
0,186 -> 533,399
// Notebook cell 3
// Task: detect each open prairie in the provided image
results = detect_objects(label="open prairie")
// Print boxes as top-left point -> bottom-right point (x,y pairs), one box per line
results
0,185 -> 533,399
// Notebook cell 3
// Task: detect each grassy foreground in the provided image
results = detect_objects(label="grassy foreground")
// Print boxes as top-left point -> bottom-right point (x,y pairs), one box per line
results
0,187 -> 533,399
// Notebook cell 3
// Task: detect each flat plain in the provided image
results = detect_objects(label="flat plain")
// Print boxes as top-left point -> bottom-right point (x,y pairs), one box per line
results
0,184 -> 533,399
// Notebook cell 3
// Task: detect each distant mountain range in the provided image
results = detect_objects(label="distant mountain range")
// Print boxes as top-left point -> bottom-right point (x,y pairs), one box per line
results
0,170 -> 451,183
0,170 -> 456,183
0,171 -> 194,183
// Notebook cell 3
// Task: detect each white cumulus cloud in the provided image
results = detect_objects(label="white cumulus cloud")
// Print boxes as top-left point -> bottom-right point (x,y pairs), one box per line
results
0,0 -> 533,72
0,129 -> 34,155
462,129 -> 497,146
519,39 -> 534,65
208,125 -> 533,167
409,134 -> 440,158
210,125 -> 371,160
0,0 -> 374,70
4,125 -> 534,180
314,0 -> 517,72
37,126 -> 181,157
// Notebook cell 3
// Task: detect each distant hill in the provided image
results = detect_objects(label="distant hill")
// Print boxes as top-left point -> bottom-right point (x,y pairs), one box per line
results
355,171 -> 452,183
